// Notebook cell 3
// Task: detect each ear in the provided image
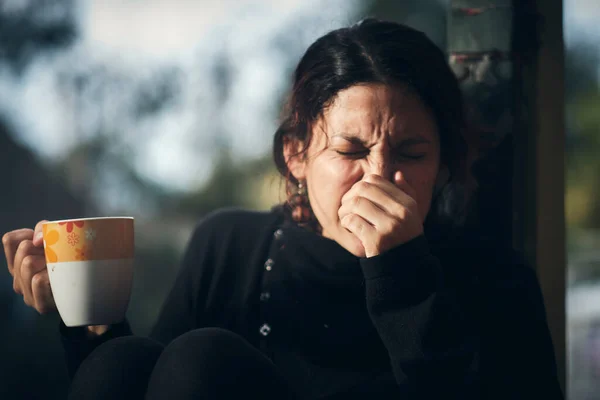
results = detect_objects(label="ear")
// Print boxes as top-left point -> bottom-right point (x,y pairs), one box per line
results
434,165 -> 450,195
283,137 -> 307,181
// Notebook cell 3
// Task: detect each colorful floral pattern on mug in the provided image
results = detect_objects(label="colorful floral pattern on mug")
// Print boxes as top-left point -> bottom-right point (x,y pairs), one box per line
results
42,218 -> 134,263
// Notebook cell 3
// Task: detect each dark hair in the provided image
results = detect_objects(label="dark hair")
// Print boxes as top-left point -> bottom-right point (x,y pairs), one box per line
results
273,18 -> 476,229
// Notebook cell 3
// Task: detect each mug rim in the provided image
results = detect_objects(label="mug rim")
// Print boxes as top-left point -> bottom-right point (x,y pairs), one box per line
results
43,217 -> 134,225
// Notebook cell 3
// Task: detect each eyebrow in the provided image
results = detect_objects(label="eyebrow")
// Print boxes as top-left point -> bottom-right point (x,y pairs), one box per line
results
330,133 -> 431,147
330,133 -> 367,145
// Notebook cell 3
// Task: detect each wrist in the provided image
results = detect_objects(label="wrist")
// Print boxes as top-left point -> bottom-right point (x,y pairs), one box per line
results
360,235 -> 432,280
86,325 -> 110,338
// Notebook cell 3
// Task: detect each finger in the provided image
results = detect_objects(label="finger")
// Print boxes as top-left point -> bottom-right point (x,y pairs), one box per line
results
343,179 -> 414,219
13,240 -> 44,278
18,253 -> 46,306
33,220 -> 49,247
339,196 -> 390,230
31,270 -> 56,315
341,212 -> 376,246
2,229 -> 34,274
365,173 -> 418,203
13,239 -> 43,295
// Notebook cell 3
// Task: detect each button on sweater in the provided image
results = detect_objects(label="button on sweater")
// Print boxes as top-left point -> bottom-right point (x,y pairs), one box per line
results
61,207 -> 563,399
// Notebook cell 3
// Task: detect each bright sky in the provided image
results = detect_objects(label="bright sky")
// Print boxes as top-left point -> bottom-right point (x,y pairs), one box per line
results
2,0 -> 361,197
565,0 -> 600,42
1,0 -> 599,204
83,0 -> 307,59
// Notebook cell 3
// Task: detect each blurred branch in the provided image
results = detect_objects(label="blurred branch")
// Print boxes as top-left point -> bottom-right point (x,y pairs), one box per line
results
0,0 -> 78,73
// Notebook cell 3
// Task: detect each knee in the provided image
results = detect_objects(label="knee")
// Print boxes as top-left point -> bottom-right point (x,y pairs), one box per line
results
161,327 -> 251,364
147,328 -> 284,396
151,328 -> 270,381
152,327 -> 259,378
82,336 -> 163,370
69,336 -> 163,400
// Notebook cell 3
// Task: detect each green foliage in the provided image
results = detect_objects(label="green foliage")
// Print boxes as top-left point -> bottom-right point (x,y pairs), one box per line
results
175,149 -> 282,217
566,90 -> 600,230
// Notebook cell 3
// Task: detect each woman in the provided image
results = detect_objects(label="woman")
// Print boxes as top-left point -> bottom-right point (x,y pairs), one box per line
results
3,19 -> 563,399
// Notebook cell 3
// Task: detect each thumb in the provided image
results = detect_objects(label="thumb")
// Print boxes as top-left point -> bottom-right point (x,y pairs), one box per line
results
32,220 -> 49,247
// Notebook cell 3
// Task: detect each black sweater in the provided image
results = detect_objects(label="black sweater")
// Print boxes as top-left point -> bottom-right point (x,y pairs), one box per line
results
61,207 -> 563,399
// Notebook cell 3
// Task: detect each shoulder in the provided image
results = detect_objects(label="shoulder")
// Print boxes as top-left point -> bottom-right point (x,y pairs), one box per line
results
441,236 -> 540,291
472,239 -> 537,286
187,206 -> 285,250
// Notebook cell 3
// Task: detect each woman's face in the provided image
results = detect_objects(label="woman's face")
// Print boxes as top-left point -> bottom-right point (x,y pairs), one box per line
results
286,83 -> 442,257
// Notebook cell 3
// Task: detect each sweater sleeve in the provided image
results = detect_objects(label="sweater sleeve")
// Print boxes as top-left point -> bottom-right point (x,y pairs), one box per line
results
60,211 -> 222,379
359,235 -> 563,399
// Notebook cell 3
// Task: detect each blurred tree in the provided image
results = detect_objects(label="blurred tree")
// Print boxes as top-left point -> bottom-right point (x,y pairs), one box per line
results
0,0 -> 78,74
0,116 -> 81,400
566,41 -> 600,101
175,147 -> 282,217
364,0 -> 447,47
566,90 -> 600,230
564,40 -> 600,231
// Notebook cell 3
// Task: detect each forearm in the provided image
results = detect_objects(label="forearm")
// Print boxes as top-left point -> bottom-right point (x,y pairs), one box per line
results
361,237 -> 563,398
360,236 -> 477,396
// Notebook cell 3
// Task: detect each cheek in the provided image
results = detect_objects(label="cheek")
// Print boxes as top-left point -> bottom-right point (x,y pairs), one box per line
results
402,166 -> 439,218
309,158 -> 361,205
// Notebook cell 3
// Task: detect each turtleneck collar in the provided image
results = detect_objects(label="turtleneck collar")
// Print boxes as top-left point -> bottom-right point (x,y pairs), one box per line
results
275,206 -> 463,273
278,217 -> 364,286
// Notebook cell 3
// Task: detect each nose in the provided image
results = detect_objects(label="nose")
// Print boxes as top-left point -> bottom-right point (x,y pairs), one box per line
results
368,154 -> 395,182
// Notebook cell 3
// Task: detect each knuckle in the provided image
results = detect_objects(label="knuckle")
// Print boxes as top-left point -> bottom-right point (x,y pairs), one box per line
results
34,220 -> 48,234
384,220 -> 396,234
31,272 -> 46,289
21,255 -> 36,276
345,213 -> 356,225
356,181 -> 369,192
1,232 -> 13,247
392,203 -> 405,218
357,219 -> 367,234
396,206 -> 408,220
13,279 -> 22,295
17,239 -> 34,254
35,298 -> 53,315
37,305 -> 52,315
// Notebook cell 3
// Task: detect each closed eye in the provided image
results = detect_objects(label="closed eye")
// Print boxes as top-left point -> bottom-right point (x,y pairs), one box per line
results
335,150 -> 368,158
336,150 -> 425,160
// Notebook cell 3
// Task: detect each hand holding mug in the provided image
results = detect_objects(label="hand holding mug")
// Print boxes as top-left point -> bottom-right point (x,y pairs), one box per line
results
4,217 -> 135,329
41,217 -> 135,327
3,220 -> 56,315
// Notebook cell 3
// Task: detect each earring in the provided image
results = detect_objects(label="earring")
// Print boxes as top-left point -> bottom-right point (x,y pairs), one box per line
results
287,180 -> 312,224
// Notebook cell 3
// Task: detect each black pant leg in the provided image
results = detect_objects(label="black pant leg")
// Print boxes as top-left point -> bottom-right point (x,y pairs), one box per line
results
145,327 -> 295,400
68,336 -> 164,400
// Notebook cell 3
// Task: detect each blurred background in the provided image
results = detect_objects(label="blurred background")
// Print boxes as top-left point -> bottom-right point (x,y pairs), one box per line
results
0,0 -> 597,398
